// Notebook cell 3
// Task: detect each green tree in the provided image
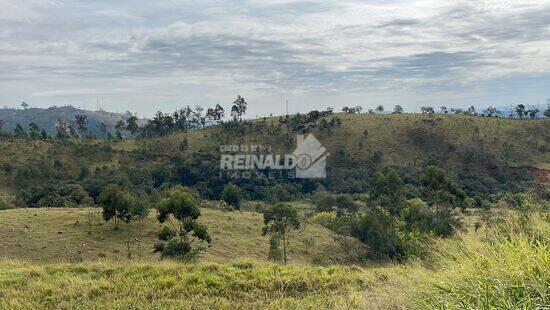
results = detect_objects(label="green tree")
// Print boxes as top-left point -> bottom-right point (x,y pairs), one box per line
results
420,166 -> 466,236
312,191 -> 336,212
393,105 -> 403,114
14,123 -> 27,139
351,206 -> 398,259
99,184 -> 135,229
75,114 -> 87,137
230,95 -> 247,121
515,104 -> 526,119
40,128 -> 48,140
156,186 -> 211,258
335,194 -> 358,216
368,169 -> 405,216
262,203 -> 300,264
28,123 -> 40,139
125,115 -> 139,136
221,183 -> 242,210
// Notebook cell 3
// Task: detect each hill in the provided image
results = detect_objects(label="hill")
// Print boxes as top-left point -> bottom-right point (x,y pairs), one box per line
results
0,113 -> 548,199
119,113 -> 550,195
0,106 -> 142,138
0,207 -> 366,264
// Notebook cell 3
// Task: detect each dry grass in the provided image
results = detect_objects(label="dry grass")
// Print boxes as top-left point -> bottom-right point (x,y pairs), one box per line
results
0,207 -> 366,265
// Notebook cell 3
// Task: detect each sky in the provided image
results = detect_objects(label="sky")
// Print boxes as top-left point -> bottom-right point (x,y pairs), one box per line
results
1,0 -> 549,118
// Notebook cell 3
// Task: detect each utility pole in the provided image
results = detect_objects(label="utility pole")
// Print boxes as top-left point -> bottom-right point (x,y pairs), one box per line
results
286,100 -> 289,115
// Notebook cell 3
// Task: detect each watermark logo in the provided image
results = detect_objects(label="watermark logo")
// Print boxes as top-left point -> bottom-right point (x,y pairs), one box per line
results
219,134 -> 328,179
293,134 -> 327,178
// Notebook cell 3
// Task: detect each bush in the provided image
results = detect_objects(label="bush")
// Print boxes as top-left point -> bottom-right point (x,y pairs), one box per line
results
221,183 -> 242,210
157,226 -> 176,241
161,239 -> 192,258
310,211 -> 338,230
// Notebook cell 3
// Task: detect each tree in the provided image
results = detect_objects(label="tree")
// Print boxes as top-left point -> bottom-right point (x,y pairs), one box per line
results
483,106 -> 500,117
156,186 -> 211,258
419,166 -> 466,236
99,184 -> 135,229
515,104 -> 526,119
14,123 -> 27,139
100,122 -> 107,136
75,114 -> 87,137
375,105 -> 384,114
527,107 -> 539,119
420,106 -> 434,114
351,206 -> 398,259
335,194 -> 358,216
262,203 -> 300,264
115,119 -> 126,131
231,95 -> 247,121
28,123 -> 40,139
312,191 -> 336,212
440,106 -> 448,114
393,105 -> 403,114
68,125 -> 78,139
368,168 -> 405,216
125,116 -> 139,136
40,129 -> 48,140
544,104 -> 550,118
21,102 -> 29,109
221,183 -> 242,210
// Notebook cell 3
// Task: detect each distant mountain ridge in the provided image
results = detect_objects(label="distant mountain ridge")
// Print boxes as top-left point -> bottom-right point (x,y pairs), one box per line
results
0,106 -> 141,137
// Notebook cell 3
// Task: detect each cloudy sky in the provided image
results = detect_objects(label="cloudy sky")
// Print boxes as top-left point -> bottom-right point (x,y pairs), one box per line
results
1,0 -> 549,117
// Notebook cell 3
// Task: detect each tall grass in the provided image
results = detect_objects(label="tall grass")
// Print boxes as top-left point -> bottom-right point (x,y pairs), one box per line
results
0,260 -> 374,309
416,212 -> 550,309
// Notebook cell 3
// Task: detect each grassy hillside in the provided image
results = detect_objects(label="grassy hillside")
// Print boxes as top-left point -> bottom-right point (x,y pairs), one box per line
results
128,113 -> 550,170
0,207 -> 366,265
1,212 -> 547,309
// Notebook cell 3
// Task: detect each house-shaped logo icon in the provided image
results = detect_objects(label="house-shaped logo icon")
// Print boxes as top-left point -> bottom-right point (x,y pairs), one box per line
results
292,134 -> 328,178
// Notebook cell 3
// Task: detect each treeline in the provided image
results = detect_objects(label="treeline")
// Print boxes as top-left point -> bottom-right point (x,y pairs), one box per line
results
342,103 -> 550,119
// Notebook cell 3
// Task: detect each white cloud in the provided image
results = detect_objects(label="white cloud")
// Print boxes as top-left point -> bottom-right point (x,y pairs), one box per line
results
0,0 -> 549,115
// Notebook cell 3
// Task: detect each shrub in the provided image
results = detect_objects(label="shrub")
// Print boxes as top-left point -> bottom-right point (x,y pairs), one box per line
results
157,226 -> 177,241
221,183 -> 242,210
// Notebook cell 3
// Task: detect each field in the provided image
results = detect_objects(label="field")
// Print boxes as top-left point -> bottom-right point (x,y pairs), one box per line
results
0,207 -> 365,265
1,210 -> 547,309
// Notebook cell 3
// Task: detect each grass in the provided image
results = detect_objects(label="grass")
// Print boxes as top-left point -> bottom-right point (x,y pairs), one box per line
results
415,212 -> 550,309
0,207 -> 366,265
1,212 -> 547,309
0,259 -> 409,309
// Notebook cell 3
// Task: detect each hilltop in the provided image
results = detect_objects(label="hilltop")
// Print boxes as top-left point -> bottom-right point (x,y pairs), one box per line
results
0,106 -> 143,138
